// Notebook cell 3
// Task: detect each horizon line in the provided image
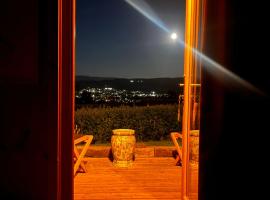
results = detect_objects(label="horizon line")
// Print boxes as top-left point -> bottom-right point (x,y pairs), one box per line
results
76,75 -> 183,79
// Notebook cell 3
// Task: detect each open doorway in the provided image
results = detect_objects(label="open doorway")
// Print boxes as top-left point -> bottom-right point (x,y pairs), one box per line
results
71,1 -> 205,199
75,0 -> 185,147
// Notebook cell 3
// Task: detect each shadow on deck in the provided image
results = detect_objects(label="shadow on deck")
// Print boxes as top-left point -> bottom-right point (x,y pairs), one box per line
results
74,157 -> 197,200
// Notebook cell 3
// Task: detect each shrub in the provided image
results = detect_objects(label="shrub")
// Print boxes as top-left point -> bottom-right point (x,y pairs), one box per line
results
75,104 -> 181,143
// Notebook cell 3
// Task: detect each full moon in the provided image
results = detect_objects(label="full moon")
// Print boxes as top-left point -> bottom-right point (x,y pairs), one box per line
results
171,33 -> 178,40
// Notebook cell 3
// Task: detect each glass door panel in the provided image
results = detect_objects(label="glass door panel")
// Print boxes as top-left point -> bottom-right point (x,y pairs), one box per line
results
182,0 -> 205,199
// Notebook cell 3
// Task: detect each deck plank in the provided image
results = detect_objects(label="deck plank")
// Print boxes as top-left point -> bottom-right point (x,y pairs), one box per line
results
74,157 -> 197,200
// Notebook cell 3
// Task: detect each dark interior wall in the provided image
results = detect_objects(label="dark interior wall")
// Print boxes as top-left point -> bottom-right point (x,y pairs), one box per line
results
199,0 -> 226,199
201,0 -> 270,199
0,1 -> 58,199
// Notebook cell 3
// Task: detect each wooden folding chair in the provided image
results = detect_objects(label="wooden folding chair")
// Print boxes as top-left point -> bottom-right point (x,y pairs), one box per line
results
172,100 -> 199,166
170,132 -> 182,166
74,126 -> 93,175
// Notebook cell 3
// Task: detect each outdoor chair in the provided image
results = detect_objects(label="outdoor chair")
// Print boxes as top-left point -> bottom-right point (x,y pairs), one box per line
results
74,125 -> 93,175
170,132 -> 182,166
172,101 -> 199,166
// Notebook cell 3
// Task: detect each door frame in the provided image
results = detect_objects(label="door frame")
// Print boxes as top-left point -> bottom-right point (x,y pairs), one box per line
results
58,0 -> 76,200
182,0 -> 206,199
57,0 -> 205,199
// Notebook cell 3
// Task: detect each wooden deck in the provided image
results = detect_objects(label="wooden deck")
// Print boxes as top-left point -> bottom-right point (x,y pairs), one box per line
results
74,157 -> 198,200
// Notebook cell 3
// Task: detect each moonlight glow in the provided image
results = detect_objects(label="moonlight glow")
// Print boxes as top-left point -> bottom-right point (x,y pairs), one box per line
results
171,32 -> 178,40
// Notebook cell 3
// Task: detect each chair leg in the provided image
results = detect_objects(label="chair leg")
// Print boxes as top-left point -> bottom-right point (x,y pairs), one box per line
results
74,146 -> 87,173
176,155 -> 180,163
74,135 -> 92,175
175,155 -> 181,166
170,132 -> 182,166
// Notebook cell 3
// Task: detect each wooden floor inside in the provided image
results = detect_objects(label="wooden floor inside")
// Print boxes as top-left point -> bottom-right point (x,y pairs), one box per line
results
74,157 -> 198,200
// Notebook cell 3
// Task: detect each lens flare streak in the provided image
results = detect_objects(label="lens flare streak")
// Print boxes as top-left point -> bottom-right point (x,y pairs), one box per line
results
124,0 -> 170,33
124,0 -> 264,95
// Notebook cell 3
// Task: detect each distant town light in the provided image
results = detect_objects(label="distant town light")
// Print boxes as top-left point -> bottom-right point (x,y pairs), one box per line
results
130,80 -> 134,83
150,91 -> 156,97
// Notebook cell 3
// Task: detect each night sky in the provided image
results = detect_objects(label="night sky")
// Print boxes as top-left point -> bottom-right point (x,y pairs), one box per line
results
76,0 -> 186,78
